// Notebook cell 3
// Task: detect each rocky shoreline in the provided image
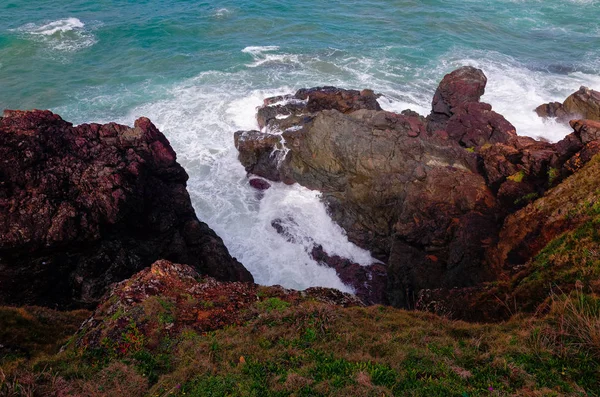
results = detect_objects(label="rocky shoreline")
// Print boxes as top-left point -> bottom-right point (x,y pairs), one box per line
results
235,66 -> 600,319
0,66 -> 598,318
1,67 -> 599,396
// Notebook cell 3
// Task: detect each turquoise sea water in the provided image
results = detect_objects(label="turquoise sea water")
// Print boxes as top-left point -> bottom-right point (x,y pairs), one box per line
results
1,0 -> 599,291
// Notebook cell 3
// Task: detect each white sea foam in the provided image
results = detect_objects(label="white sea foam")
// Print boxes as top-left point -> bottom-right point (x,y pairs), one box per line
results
109,71 -> 375,293
14,17 -> 96,52
28,17 -> 85,36
241,46 -> 302,68
212,8 -> 232,18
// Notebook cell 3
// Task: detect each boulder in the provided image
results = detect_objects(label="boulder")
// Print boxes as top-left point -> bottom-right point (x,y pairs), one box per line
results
0,110 -> 252,308
535,86 -> 600,123
571,118 -> 600,144
427,66 -> 487,132
562,86 -> 600,121
249,178 -> 271,190
233,130 -> 285,182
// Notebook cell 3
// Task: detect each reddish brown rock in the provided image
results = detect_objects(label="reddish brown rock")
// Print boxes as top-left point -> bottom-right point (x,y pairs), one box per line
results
298,87 -> 381,114
570,118 -> 600,143
534,101 -> 568,119
490,155 -> 600,271
0,110 -> 252,308
249,178 -> 271,190
445,102 -> 517,148
256,87 -> 381,132
427,66 -> 487,132
562,86 -> 600,121
478,136 -> 558,210
310,245 -> 388,306
564,141 -> 600,174
74,260 -> 363,355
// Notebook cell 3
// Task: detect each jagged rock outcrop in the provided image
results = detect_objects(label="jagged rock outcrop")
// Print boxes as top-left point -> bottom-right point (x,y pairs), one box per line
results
235,67 -> 600,314
535,86 -> 600,123
491,154 -> 600,271
74,260 -> 363,354
426,66 -> 487,133
445,102 -> 517,148
235,72 -> 502,308
0,110 -> 252,308
419,153 -> 600,321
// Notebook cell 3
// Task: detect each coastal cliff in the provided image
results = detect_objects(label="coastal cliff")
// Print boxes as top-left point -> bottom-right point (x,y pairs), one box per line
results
235,67 -> 600,321
0,69 -> 599,396
0,110 -> 252,308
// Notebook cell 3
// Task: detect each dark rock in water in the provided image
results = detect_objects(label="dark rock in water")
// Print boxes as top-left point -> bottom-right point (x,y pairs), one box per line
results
310,245 -> 387,306
234,130 -> 286,182
257,86 -> 381,132
249,178 -> 271,190
270,217 -> 302,244
257,101 -> 307,130
535,86 -> 600,123
534,101 -> 566,119
427,66 -> 487,132
0,110 -> 252,309
445,102 -> 517,148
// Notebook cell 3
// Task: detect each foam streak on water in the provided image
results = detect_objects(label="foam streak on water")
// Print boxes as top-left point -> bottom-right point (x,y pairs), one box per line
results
14,17 -> 96,53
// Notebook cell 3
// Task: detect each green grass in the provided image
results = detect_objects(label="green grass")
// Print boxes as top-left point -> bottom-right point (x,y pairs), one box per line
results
3,297 -> 598,397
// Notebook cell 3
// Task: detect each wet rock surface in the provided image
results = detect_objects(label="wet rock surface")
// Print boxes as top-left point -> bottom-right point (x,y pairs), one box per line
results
235,67 -> 600,316
535,86 -> 600,123
0,110 -> 252,308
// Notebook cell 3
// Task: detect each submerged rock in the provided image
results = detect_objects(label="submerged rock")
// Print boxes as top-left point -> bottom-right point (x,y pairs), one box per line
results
0,110 -> 252,308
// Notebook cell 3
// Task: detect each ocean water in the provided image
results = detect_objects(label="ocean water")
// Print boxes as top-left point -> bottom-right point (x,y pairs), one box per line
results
1,0 -> 599,292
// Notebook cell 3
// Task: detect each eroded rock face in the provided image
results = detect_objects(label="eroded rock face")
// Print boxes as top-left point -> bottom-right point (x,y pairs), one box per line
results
235,68 -> 600,315
0,110 -> 252,308
427,66 -> 487,132
445,102 -> 516,148
491,155 -> 600,270
236,81 -> 500,308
